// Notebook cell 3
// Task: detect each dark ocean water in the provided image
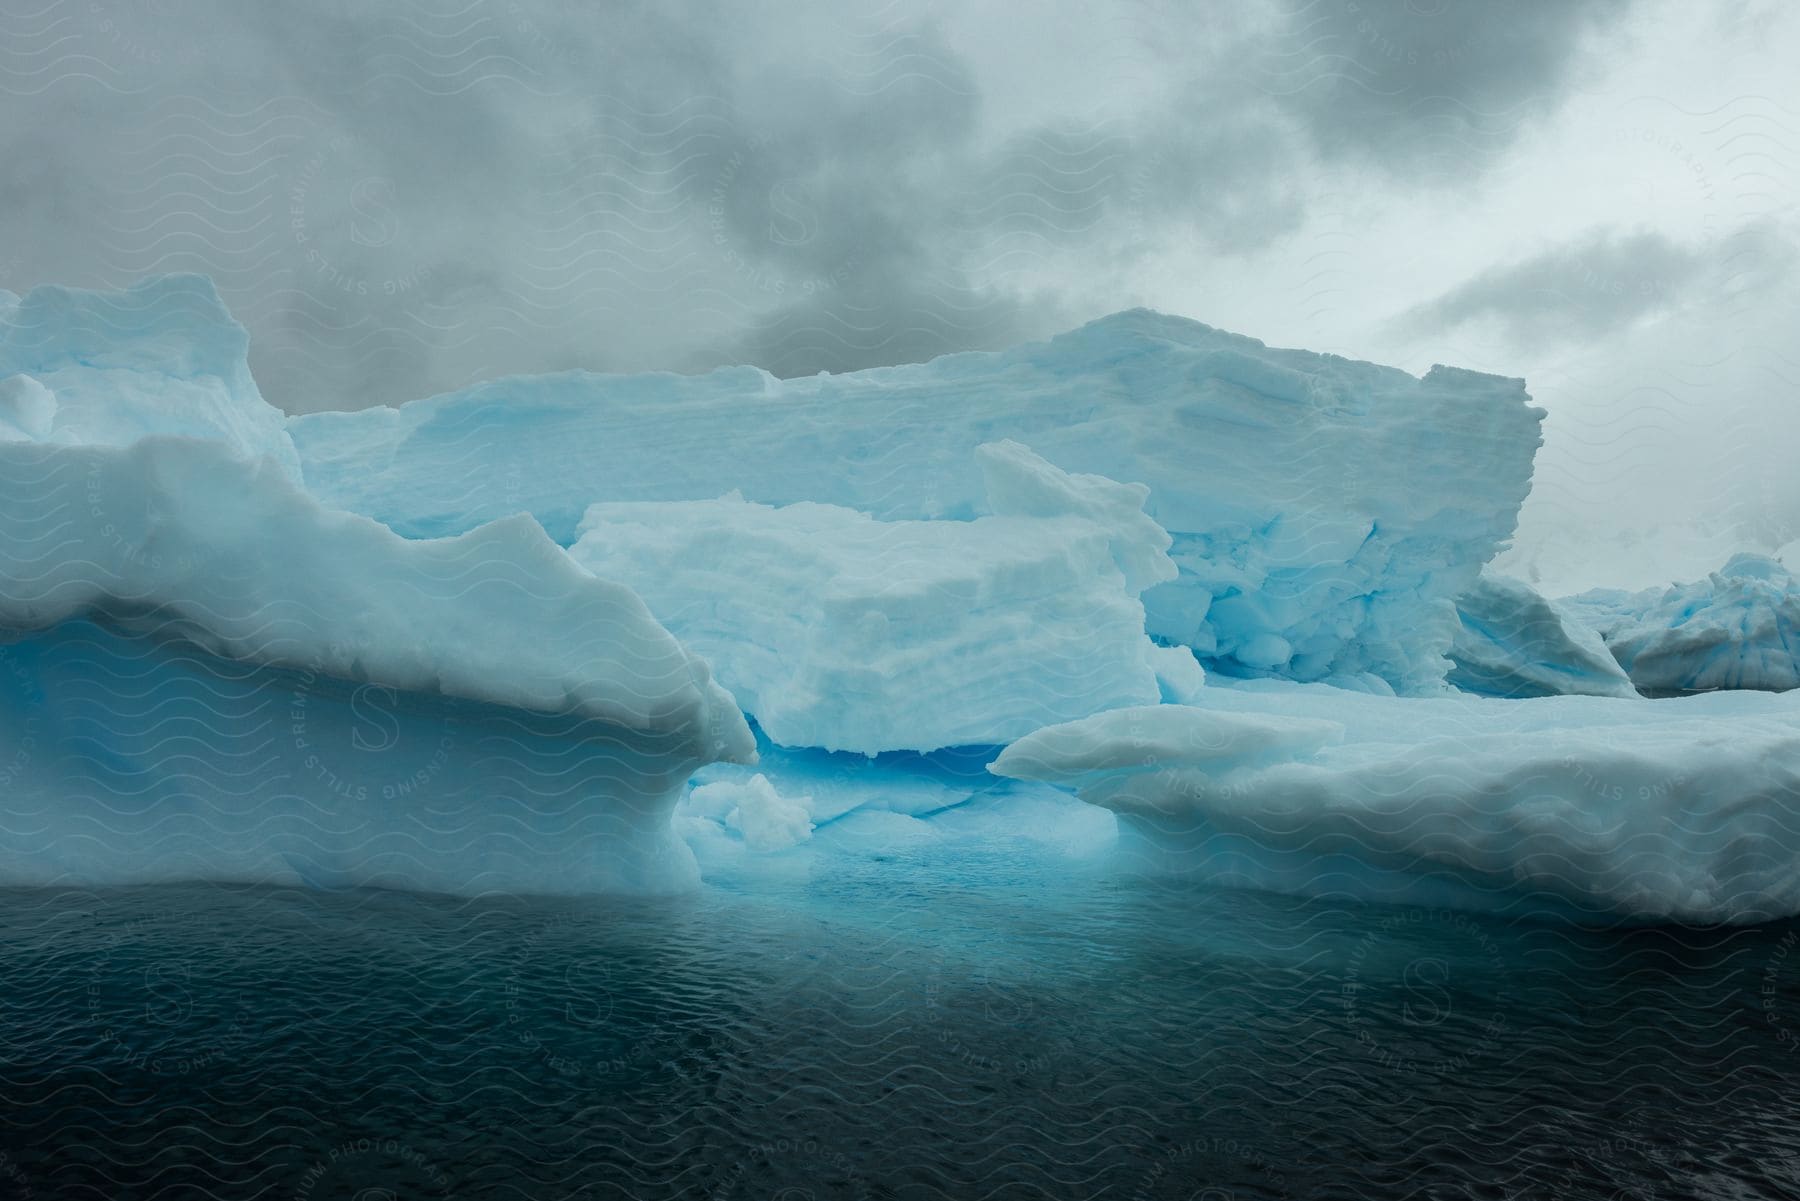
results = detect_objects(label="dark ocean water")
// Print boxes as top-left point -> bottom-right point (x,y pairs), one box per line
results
5,847 -> 1800,1201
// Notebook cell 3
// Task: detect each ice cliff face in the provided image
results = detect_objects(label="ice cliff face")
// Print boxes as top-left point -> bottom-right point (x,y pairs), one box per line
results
289,310 -> 1544,694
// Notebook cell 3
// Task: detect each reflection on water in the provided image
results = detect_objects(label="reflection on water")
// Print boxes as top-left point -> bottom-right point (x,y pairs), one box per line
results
3,849 -> 1800,1199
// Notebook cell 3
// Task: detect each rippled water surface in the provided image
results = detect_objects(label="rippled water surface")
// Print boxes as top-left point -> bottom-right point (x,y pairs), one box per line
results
5,848 -> 1800,1199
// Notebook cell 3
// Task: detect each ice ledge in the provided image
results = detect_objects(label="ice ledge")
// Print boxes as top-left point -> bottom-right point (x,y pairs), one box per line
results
991,686 -> 1800,924
0,436 -> 754,763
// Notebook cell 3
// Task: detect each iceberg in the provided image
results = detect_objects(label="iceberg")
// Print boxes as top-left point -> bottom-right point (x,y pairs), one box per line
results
0,434 -> 753,894
1562,554 -> 1800,694
990,684 -> 1800,924
290,309 -> 1544,693
1448,571 -> 1639,698
40,273 -> 1777,920
568,441 -> 1177,753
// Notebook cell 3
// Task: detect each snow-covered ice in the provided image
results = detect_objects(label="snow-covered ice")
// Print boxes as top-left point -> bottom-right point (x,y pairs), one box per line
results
0,436 -> 750,754
568,441 -> 1176,753
990,683 -> 1800,923
290,309 -> 1543,693
975,438 -> 1177,595
1562,554 -> 1800,693
0,433 -> 752,894
1449,571 -> 1639,698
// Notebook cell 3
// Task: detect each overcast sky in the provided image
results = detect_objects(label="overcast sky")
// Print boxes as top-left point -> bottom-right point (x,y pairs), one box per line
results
2,0 -> 1796,590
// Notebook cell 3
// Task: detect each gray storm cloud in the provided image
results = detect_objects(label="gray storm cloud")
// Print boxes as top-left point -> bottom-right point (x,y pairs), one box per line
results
3,0 -> 1797,589
0,0 -> 1651,412
1397,222 -> 1797,346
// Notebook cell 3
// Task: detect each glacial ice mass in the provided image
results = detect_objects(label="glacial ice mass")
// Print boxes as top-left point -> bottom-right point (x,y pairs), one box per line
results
288,306 -> 1545,693
3,274 -> 1797,922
